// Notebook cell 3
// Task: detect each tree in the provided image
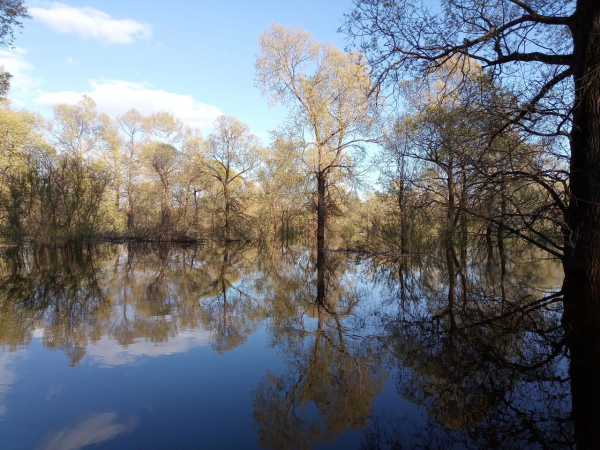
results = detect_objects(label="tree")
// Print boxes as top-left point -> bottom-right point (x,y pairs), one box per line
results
0,106 -> 48,242
255,23 -> 377,243
142,142 -> 181,237
258,135 -> 308,240
98,114 -> 125,229
143,110 -> 183,145
117,109 -> 146,235
343,0 -> 599,445
200,115 -> 260,241
51,95 -> 107,161
0,1 -> 30,99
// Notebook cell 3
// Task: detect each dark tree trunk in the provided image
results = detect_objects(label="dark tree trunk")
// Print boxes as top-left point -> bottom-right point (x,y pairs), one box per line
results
317,172 -> 326,244
446,245 -> 457,333
224,183 -> 231,242
317,238 -> 325,305
498,186 -> 507,306
459,169 -> 468,269
225,200 -> 231,241
127,211 -> 134,236
398,179 -> 407,254
485,222 -> 494,264
563,2 -> 600,448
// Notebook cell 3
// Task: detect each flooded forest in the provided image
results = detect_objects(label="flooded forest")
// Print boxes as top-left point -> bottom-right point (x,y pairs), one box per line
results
1,0 -> 600,449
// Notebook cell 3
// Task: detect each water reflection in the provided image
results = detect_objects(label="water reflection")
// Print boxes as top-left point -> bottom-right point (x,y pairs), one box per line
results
0,243 -> 264,366
0,241 -> 582,449
253,244 -> 387,449
363,245 -> 571,449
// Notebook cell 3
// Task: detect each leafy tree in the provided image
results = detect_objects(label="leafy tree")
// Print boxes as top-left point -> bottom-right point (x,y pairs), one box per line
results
255,23 -> 377,243
142,142 -> 182,237
50,95 -> 108,161
143,110 -> 184,145
199,115 -> 260,241
257,135 -> 308,240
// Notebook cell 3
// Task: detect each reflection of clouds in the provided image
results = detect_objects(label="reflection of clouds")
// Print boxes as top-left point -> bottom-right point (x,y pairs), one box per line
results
0,351 -> 24,418
86,328 -> 212,367
41,412 -> 138,450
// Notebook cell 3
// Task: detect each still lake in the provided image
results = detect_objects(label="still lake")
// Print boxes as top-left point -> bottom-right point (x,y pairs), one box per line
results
0,242 -> 570,449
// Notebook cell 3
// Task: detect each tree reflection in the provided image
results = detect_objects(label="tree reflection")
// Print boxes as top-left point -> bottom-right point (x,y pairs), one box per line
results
0,246 -> 110,365
253,242 -> 387,450
0,241 -> 587,448
0,243 -> 266,365
364,244 -> 572,449
197,243 -> 264,353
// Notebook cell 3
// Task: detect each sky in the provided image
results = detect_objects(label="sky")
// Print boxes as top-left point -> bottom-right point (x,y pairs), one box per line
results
0,0 -> 359,143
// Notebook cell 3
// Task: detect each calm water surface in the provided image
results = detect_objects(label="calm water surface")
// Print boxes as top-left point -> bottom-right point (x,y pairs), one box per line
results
0,243 -> 570,449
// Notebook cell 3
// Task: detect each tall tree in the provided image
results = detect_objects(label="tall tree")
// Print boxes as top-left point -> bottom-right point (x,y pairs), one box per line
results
117,109 -> 145,235
255,23 -> 377,243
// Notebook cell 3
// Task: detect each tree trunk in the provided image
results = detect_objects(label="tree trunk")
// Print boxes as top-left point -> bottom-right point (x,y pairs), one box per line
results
563,2 -> 600,448
317,172 -> 326,243
127,177 -> 134,237
398,179 -> 407,254
485,222 -> 494,263
317,237 -> 325,305
225,201 -> 230,241
498,183 -> 507,306
446,245 -> 457,333
224,183 -> 231,241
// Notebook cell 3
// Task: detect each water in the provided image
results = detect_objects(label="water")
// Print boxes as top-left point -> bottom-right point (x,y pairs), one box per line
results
0,242 -> 571,449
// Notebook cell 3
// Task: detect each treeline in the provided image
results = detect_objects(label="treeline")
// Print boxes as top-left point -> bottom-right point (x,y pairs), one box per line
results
0,24 -> 566,254
0,95 -> 366,244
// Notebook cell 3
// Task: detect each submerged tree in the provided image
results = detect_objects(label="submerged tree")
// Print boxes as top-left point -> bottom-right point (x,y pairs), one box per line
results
255,23 -> 377,243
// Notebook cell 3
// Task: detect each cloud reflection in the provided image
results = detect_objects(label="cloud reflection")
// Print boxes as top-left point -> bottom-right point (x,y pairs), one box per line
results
40,412 -> 138,450
85,328 -> 212,367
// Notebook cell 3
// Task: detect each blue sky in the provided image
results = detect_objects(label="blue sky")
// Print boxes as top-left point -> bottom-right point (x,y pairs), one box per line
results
1,0 -> 358,143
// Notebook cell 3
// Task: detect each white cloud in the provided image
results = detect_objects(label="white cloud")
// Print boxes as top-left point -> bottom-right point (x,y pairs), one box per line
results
34,80 -> 222,130
30,3 -> 152,44
0,47 -> 42,98
66,56 -> 78,64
